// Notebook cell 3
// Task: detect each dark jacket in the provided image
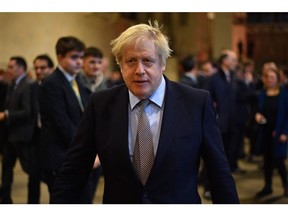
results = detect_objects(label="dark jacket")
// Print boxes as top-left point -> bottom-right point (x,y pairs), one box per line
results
5,75 -> 34,143
256,86 -> 288,157
39,68 -> 89,172
51,77 -> 239,204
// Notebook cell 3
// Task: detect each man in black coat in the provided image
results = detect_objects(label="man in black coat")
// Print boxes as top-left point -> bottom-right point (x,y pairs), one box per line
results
39,37 -> 89,201
0,56 -> 34,204
51,22 -> 239,204
28,54 -> 54,203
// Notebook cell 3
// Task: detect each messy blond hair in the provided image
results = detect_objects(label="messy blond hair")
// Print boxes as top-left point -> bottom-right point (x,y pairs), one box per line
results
111,20 -> 172,66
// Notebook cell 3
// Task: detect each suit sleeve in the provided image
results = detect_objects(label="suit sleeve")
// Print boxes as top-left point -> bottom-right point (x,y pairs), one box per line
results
50,95 -> 97,204
201,92 -> 240,204
8,83 -> 32,124
40,80 -> 77,146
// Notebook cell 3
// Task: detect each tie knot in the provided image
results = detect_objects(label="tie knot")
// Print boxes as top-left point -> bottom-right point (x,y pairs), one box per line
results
71,79 -> 76,85
139,99 -> 149,111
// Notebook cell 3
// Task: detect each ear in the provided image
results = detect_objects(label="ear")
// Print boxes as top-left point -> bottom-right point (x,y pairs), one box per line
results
161,64 -> 166,73
57,54 -> 64,62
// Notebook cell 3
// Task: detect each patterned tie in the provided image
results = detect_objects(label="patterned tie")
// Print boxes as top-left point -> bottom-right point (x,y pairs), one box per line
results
71,79 -> 84,112
133,99 -> 154,185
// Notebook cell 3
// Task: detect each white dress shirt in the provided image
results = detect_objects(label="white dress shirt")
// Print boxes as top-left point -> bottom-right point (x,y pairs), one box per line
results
128,76 -> 166,161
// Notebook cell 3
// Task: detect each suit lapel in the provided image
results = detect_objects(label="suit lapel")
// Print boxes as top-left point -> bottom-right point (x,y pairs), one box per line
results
148,79 -> 181,180
107,87 -> 137,170
56,69 -> 83,114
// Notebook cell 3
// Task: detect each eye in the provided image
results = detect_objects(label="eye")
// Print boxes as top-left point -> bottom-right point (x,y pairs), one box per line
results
143,58 -> 154,66
125,59 -> 136,65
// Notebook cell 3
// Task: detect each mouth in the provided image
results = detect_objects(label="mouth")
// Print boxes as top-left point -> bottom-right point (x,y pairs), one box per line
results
134,80 -> 148,84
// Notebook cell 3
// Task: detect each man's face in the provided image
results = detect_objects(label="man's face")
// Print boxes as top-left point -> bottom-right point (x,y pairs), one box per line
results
34,59 -> 53,81
82,56 -> 103,78
119,40 -> 165,99
227,52 -> 238,72
58,50 -> 84,75
7,59 -> 24,80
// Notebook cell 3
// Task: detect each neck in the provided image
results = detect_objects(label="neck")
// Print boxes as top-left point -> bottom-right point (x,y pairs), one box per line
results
266,87 -> 280,96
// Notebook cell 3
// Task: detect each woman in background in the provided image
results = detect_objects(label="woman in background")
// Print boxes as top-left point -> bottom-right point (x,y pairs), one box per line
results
255,68 -> 288,198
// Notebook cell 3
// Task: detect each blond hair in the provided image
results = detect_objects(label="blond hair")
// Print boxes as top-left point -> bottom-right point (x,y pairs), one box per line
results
111,20 -> 172,66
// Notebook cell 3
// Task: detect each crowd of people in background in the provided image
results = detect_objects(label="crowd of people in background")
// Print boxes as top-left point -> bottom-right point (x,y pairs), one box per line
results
0,31 -> 288,203
178,51 -> 288,200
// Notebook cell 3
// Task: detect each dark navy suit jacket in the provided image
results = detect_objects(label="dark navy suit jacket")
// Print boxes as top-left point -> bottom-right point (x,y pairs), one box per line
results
39,68 -> 89,172
257,86 -> 288,157
205,69 -> 238,133
51,77 -> 239,204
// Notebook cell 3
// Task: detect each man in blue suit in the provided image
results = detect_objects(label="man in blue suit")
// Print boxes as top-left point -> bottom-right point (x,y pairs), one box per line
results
51,21 -> 239,204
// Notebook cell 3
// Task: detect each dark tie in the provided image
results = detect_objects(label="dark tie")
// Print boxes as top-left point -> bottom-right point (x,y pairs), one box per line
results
133,99 -> 154,185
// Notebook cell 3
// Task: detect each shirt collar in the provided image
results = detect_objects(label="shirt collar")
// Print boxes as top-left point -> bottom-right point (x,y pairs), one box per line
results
185,72 -> 197,80
129,75 -> 166,110
14,73 -> 26,86
58,65 -> 76,82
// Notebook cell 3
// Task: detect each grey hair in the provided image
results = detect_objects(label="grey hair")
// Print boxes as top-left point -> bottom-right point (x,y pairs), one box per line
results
110,20 -> 172,66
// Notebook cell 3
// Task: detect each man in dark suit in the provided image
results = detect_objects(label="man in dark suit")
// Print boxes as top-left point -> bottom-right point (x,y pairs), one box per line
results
0,56 -> 34,204
205,50 -> 245,174
39,37 -> 89,199
0,70 -> 8,154
51,22 -> 239,204
28,54 -> 54,204
179,55 -> 206,89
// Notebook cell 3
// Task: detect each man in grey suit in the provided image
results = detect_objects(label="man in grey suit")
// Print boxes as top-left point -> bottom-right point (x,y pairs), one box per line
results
0,56 -> 34,204
51,21 -> 239,204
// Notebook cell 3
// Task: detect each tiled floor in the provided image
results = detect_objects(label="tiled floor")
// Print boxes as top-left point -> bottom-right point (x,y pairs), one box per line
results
3,155 -> 288,204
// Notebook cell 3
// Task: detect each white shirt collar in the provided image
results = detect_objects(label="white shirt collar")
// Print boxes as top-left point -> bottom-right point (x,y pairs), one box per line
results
14,73 -> 26,86
58,65 -> 76,82
129,75 -> 166,110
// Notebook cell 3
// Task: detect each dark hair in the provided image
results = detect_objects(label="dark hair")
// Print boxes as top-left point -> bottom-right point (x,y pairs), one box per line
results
282,68 -> 288,78
180,55 -> 195,72
218,53 -> 228,65
56,36 -> 85,56
84,47 -> 103,59
10,56 -> 27,71
33,54 -> 54,68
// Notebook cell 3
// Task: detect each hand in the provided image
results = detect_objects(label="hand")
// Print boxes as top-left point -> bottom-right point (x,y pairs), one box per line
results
279,134 -> 287,143
0,112 -> 5,121
255,113 -> 266,124
93,155 -> 101,169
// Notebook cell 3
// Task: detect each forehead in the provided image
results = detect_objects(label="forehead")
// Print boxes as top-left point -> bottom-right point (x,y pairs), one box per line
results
8,59 -> 17,65
123,40 -> 157,56
64,50 -> 84,57
264,70 -> 277,77
84,56 -> 103,62
34,59 -> 48,65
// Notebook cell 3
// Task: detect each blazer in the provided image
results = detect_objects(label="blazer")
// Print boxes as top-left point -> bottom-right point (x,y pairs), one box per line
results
5,75 -> 34,143
0,81 -> 8,145
51,77 -> 239,204
205,68 -> 238,133
179,74 -> 206,89
39,68 -> 89,172
256,86 -> 288,158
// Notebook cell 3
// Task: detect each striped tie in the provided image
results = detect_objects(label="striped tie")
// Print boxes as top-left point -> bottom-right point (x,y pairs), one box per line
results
133,99 -> 154,185
71,79 -> 84,112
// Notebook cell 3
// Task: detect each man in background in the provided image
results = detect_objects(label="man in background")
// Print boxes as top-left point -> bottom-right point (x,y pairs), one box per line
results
39,36 -> 89,202
29,54 -> 54,203
0,56 -> 34,204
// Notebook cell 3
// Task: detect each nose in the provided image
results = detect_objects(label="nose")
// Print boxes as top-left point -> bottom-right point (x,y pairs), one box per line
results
135,61 -> 144,75
77,57 -> 83,66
